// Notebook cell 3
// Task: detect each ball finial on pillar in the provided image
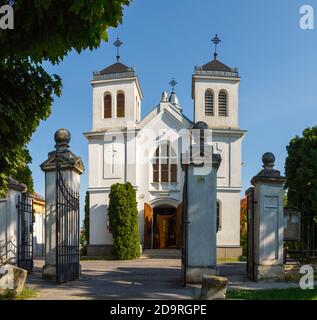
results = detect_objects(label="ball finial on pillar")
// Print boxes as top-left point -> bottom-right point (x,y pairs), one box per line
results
54,128 -> 71,151
262,152 -> 275,170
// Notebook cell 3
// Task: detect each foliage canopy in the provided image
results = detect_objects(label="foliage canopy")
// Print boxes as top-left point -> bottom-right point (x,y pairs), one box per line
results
285,126 -> 317,214
0,0 -> 129,197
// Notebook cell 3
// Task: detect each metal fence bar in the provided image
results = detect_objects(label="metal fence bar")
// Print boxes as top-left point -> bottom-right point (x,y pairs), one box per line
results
55,166 -> 80,283
17,193 -> 33,271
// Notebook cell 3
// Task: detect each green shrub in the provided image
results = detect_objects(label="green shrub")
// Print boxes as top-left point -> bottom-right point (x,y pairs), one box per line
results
108,182 -> 141,260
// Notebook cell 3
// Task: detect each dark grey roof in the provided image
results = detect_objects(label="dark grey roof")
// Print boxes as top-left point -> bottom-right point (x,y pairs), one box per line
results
201,59 -> 233,72
99,62 -> 130,75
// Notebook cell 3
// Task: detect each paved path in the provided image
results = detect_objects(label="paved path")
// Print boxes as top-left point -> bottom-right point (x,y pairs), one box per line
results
26,259 -> 309,300
27,259 -> 200,300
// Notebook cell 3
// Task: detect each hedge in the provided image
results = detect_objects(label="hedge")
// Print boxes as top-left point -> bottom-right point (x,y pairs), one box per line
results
108,182 -> 141,260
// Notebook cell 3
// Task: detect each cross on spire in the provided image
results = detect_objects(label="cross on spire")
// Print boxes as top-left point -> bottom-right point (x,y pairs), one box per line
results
212,34 -> 221,60
169,78 -> 177,92
113,37 -> 123,62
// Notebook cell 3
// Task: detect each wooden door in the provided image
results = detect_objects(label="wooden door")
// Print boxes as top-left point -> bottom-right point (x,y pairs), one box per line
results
144,203 -> 153,249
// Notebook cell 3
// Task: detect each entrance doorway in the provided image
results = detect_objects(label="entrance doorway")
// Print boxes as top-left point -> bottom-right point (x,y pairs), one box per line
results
144,202 -> 183,250
153,206 -> 177,249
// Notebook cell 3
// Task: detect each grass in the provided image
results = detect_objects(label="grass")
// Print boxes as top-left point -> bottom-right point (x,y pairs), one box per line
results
217,256 -> 247,263
227,288 -> 317,300
217,257 -> 239,263
0,288 -> 37,300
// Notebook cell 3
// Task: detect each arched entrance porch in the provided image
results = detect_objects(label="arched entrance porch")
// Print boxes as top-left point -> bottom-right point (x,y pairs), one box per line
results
144,200 -> 183,250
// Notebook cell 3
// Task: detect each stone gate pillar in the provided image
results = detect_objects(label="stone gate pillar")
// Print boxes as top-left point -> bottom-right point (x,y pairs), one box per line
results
251,152 -> 285,281
185,122 -> 221,283
40,129 -> 84,280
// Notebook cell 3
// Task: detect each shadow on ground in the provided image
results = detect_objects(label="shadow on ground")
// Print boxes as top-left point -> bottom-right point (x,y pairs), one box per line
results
27,259 -> 200,300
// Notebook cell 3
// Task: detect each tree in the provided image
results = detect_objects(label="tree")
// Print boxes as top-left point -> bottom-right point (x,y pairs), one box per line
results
285,126 -> 317,250
12,147 -> 34,193
0,58 -> 61,197
285,126 -> 317,213
0,0 -> 130,63
0,0 -> 130,197
108,182 -> 141,260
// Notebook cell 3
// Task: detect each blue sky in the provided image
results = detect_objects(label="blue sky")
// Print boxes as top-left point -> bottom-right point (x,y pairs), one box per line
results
28,0 -> 317,218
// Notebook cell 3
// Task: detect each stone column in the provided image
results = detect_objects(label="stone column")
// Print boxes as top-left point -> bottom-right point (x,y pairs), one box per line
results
185,122 -> 221,283
40,129 -> 84,280
251,152 -> 285,281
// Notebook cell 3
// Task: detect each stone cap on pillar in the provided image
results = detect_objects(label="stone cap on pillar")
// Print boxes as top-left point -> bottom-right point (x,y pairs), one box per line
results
40,128 -> 85,175
7,177 -> 27,192
251,152 -> 285,186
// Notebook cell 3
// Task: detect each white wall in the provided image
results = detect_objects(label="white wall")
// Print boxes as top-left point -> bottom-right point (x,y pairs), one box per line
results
216,191 -> 241,246
89,190 -> 110,245
33,213 -> 45,257
0,190 -> 20,264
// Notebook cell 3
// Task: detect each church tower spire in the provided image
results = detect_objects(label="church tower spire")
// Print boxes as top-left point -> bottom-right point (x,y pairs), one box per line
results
212,34 -> 221,60
113,37 -> 123,63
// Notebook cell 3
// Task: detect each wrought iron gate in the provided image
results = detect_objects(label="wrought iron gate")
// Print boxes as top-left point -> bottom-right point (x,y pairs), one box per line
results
17,193 -> 33,271
56,168 -> 80,283
246,187 -> 255,281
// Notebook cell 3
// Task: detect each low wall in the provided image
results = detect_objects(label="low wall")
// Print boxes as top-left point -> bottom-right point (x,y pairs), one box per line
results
87,245 -> 114,257
217,246 -> 243,259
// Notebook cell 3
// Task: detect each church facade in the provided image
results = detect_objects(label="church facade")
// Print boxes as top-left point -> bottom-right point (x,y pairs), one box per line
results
84,44 -> 246,258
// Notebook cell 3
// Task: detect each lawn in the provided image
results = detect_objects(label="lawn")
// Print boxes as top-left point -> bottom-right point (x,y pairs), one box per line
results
227,288 -> 317,300
0,288 -> 37,300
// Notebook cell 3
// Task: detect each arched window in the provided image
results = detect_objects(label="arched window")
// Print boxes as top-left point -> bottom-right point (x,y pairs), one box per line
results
205,90 -> 214,116
153,142 -> 177,183
217,201 -> 222,232
104,93 -> 112,118
117,92 -> 125,118
218,90 -> 228,116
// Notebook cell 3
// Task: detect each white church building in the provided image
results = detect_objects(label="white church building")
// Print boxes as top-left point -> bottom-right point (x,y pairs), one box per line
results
84,38 -> 246,258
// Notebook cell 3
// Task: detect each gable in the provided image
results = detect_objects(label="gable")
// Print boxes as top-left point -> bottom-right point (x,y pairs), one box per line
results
141,104 -> 192,132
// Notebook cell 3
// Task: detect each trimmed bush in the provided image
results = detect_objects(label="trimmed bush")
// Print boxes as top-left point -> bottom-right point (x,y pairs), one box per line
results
108,182 -> 141,260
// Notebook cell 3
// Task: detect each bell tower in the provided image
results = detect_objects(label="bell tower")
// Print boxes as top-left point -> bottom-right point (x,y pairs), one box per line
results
91,38 -> 143,131
192,35 -> 240,129
191,35 -> 246,259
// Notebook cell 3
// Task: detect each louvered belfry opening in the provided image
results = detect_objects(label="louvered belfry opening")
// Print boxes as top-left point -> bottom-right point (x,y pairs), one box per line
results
104,93 -> 112,118
204,90 -> 214,116
117,92 -> 125,118
218,90 -> 228,116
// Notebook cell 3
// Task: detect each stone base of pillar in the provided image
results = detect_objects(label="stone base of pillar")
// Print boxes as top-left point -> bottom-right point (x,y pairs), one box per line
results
42,264 -> 57,280
255,265 -> 285,281
42,264 -> 82,281
186,266 -> 217,284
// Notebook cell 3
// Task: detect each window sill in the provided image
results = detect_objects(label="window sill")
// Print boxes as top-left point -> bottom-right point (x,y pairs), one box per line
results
150,182 -> 180,192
